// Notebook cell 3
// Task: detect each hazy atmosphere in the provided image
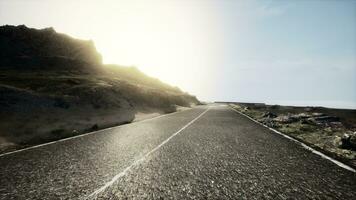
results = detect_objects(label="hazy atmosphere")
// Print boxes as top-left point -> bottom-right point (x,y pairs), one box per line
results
1,1 -> 356,199
1,0 -> 355,108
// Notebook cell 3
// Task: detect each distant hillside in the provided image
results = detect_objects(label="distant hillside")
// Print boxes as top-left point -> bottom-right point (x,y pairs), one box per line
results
0,25 -> 200,152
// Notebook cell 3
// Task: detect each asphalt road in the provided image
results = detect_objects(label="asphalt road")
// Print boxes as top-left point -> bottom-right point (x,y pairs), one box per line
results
0,105 -> 355,199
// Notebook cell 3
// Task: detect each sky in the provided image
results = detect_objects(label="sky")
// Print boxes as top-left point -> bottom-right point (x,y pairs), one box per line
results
1,0 -> 355,109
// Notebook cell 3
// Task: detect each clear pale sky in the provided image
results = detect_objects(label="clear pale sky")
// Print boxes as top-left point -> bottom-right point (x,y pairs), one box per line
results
1,0 -> 355,108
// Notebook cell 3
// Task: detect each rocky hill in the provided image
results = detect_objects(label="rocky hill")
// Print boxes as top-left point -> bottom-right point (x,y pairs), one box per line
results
0,25 -> 102,66
0,25 -> 200,152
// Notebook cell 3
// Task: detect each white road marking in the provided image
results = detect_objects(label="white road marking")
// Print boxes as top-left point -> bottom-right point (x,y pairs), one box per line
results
230,106 -> 356,173
0,107 -> 194,158
85,107 -> 210,199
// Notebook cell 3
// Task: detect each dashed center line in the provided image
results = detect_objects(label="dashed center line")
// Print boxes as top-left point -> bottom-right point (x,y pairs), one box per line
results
84,106 -> 211,199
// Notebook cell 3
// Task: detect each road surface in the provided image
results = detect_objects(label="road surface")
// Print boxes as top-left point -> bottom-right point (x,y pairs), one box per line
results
0,105 -> 355,199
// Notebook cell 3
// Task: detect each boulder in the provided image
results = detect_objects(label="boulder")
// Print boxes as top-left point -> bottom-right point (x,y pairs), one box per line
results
340,132 -> 356,150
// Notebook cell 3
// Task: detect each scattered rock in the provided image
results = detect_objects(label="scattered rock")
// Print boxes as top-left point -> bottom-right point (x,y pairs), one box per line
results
273,115 -> 298,124
262,112 -> 277,118
259,118 -> 278,128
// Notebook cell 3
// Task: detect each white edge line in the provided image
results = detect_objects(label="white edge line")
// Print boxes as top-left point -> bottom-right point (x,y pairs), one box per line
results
84,106 -> 210,199
0,107 -> 196,158
229,106 -> 356,173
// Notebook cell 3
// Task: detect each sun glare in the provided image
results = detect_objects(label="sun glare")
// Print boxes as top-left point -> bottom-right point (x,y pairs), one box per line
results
0,0 -> 222,98
57,0 -> 222,93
